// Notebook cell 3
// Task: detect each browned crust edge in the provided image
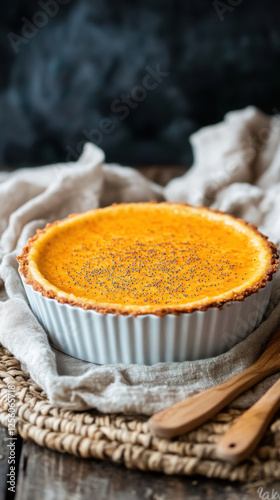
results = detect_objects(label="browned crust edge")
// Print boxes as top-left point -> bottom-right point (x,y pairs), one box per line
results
17,202 -> 279,317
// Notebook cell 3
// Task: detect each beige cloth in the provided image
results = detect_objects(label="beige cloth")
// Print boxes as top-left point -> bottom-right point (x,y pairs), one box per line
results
0,106 -> 280,415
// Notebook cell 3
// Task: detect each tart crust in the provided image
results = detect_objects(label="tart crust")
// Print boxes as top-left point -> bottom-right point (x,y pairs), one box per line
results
17,202 -> 279,317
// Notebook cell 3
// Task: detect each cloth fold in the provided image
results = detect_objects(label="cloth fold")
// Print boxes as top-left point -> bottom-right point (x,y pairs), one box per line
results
1,106 -> 280,415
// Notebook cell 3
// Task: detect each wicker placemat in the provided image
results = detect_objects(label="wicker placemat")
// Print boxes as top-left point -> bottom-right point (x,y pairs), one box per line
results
0,344 -> 280,482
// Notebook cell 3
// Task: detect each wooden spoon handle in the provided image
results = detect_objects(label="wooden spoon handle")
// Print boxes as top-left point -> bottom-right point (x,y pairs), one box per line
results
216,378 -> 280,464
148,363 -> 276,439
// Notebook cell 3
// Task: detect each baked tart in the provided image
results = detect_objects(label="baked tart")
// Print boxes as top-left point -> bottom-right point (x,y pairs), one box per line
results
18,203 -> 279,364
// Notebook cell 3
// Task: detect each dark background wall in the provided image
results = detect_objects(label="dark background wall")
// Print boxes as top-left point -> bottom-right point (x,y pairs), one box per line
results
1,0 -> 280,169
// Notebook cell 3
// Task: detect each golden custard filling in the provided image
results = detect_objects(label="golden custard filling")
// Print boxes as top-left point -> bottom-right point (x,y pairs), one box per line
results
18,203 -> 278,315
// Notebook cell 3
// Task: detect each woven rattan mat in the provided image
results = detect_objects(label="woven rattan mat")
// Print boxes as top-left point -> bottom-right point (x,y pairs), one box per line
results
0,345 -> 280,482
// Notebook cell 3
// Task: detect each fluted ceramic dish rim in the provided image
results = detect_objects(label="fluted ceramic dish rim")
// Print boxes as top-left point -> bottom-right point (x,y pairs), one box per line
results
20,273 -> 275,365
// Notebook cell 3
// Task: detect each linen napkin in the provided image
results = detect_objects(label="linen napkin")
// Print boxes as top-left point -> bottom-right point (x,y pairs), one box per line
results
1,106 -> 280,416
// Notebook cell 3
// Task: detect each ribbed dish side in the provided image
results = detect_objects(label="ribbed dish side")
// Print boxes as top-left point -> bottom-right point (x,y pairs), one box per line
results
21,278 -> 273,365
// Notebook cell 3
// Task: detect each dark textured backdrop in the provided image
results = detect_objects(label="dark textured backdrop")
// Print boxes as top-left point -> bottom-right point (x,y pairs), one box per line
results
1,0 -> 280,169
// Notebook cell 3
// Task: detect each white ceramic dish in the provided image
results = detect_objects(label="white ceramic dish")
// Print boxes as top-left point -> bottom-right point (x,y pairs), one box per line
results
21,276 -> 273,365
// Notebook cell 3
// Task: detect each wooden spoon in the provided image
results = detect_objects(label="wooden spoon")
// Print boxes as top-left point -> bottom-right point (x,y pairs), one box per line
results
148,327 -> 280,439
216,377 -> 280,464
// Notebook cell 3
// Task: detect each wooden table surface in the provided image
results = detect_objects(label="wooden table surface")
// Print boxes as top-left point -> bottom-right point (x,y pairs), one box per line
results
1,166 -> 280,499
